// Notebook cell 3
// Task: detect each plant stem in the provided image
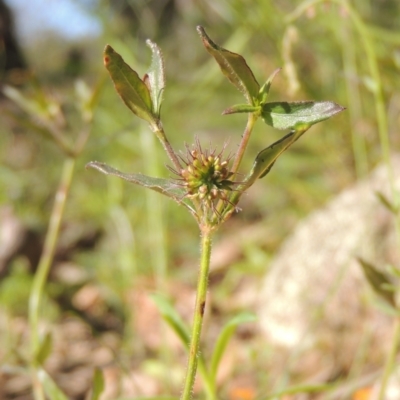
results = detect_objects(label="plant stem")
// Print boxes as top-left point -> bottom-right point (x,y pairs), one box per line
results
232,112 -> 258,174
377,317 -> 400,400
29,156 -> 75,399
154,125 -> 182,171
181,227 -> 214,400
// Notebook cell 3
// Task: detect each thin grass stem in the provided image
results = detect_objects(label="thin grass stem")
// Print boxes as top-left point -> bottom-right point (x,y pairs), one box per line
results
28,156 -> 75,399
377,317 -> 400,400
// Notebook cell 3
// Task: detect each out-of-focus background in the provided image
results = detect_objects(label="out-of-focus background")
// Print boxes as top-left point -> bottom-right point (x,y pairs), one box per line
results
1,1 -> 400,399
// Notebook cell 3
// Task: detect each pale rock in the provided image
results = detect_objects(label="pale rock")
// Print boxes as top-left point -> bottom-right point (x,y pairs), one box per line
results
258,155 -> 400,377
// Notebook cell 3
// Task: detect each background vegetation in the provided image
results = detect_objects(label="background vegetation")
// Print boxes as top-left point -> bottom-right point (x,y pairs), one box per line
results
1,0 -> 399,399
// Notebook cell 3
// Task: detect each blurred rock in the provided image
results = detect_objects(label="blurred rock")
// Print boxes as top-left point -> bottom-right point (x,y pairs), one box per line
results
258,155 -> 400,378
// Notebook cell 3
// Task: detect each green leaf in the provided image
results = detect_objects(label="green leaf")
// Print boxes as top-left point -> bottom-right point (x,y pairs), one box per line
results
210,312 -> 257,384
387,264 -> 400,279
150,293 -> 190,346
150,294 -> 212,389
222,104 -> 261,115
261,101 -> 345,130
358,258 -> 396,307
145,39 -> 165,117
104,45 -> 157,127
38,369 -> 68,400
116,397 -> 179,400
90,368 -> 105,400
197,26 -> 259,104
241,126 -> 309,189
375,191 -> 399,215
258,67 -> 282,105
35,332 -> 53,365
86,161 -> 187,205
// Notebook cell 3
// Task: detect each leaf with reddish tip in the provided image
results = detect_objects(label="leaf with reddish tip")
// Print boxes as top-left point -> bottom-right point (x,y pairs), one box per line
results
145,39 -> 165,117
241,126 -> 309,190
222,104 -> 260,115
261,101 -> 345,130
104,45 -> 156,126
86,161 -> 189,206
197,26 -> 259,104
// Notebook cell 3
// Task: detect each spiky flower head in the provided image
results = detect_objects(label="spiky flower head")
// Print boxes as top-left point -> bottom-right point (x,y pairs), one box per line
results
171,140 -> 236,218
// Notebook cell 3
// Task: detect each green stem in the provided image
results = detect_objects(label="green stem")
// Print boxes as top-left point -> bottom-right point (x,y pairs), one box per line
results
29,157 -> 75,399
377,317 -> 400,400
232,112 -> 258,174
181,227 -> 214,400
154,125 -> 182,171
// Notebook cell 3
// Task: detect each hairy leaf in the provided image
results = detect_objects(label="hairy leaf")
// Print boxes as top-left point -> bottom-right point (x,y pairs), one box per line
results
145,39 -> 165,117
222,104 -> 260,115
86,161 -> 187,204
197,26 -> 259,104
104,45 -> 156,126
262,101 -> 345,130
242,126 -> 309,189
258,68 -> 282,105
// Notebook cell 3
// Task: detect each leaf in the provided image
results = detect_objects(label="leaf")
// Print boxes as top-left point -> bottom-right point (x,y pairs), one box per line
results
197,26 -> 259,104
38,369 -> 68,400
104,45 -> 157,127
150,293 -> 190,346
145,39 -> 165,117
241,126 -> 309,189
86,161 -> 187,204
90,368 -> 105,400
261,101 -> 345,130
115,397 -> 179,400
375,191 -> 399,215
358,258 -> 396,307
35,332 -> 53,365
258,67 -> 282,105
222,104 -> 260,115
209,312 -> 257,384
150,293 -> 212,387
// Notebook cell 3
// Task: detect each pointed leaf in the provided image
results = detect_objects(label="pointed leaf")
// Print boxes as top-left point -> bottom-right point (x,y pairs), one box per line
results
150,293 -> 211,386
241,126 -> 309,189
222,104 -> 260,115
35,332 -> 53,365
86,161 -> 187,204
258,67 -> 282,105
145,39 -> 165,117
375,191 -> 399,215
150,293 -> 190,347
38,369 -> 68,400
197,26 -> 259,104
210,312 -> 257,384
104,45 -> 157,127
387,264 -> 400,279
358,258 -> 396,307
91,368 -> 105,400
261,101 -> 345,130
